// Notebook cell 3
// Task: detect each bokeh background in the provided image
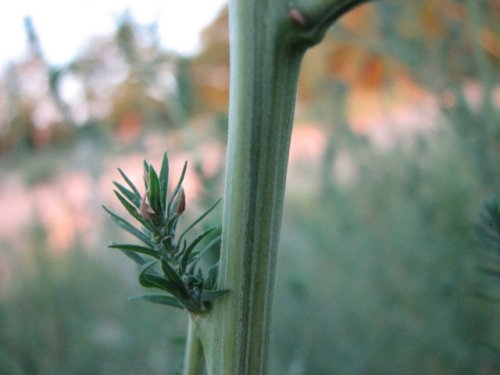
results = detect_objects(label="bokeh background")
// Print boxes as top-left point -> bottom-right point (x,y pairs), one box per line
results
0,1 -> 499,374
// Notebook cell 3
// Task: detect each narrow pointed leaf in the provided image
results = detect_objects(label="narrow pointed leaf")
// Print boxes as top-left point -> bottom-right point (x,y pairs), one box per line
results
207,261 -> 220,280
203,261 -> 220,289
174,239 -> 187,258
121,249 -> 147,265
178,198 -> 222,245
128,293 -> 183,310
168,161 -> 188,215
160,236 -> 175,256
159,152 -> 169,212
143,161 -> 151,197
113,181 -> 141,208
166,213 -> 180,233
138,261 -> 177,293
138,260 -> 156,277
189,235 -> 222,268
113,190 -> 156,233
143,160 -> 150,177
102,205 -> 154,247
141,273 -> 177,293
118,168 -> 141,198
161,257 -> 188,297
108,243 -> 159,259
148,166 -> 161,213
186,261 -> 197,276
181,227 -> 217,272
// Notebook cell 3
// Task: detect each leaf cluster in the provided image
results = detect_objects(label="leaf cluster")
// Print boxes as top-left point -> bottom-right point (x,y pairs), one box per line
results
103,152 -> 227,314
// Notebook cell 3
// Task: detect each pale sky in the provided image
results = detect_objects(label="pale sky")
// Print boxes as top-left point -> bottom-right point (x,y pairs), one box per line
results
0,0 -> 227,67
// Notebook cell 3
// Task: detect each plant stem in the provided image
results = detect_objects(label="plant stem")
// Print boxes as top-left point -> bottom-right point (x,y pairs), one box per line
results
198,3 -> 305,374
194,1 -> 373,374
182,317 -> 204,375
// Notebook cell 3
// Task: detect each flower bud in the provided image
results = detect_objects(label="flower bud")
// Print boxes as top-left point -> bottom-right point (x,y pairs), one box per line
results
176,188 -> 186,215
140,194 -> 155,219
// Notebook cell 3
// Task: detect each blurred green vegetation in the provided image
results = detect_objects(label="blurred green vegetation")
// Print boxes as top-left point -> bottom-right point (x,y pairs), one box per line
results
0,225 -> 187,375
0,1 -> 499,374
273,129 -> 498,374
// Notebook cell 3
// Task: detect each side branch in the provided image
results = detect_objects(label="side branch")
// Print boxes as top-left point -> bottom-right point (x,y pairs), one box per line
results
287,0 -> 377,48
182,317 -> 205,375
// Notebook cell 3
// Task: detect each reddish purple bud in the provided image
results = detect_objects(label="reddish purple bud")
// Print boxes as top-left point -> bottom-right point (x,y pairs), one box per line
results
176,188 -> 186,215
289,6 -> 307,27
140,194 -> 155,219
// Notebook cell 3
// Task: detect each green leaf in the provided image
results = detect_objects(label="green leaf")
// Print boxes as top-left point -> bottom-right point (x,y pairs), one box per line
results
208,261 -> 219,279
140,272 -> 172,291
178,198 -> 221,245
203,261 -> 220,289
138,260 -> 156,276
143,161 -> 151,197
201,289 -> 229,303
121,249 -> 147,265
192,234 -> 221,262
168,161 -> 188,215
148,166 -> 162,214
113,181 -> 141,208
161,257 -> 189,297
160,236 -> 175,255
159,152 -> 169,212
118,168 -> 141,198
181,227 -> 217,272
113,190 -> 156,233
166,213 -> 180,233
143,160 -> 151,176
128,293 -> 183,310
190,234 -> 221,266
108,243 -> 159,259
196,268 -> 203,279
102,205 -> 154,247
138,261 -> 177,294
171,238 -> 187,260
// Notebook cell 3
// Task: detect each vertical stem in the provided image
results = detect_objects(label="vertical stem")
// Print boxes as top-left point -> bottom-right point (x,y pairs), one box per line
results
182,317 -> 204,375
195,1 -> 373,374
198,2 -> 307,374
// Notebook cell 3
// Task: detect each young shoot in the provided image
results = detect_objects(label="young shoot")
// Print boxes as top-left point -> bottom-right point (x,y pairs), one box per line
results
103,151 -> 228,314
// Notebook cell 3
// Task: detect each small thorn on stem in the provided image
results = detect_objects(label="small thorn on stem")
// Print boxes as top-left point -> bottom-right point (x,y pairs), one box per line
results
289,6 -> 308,27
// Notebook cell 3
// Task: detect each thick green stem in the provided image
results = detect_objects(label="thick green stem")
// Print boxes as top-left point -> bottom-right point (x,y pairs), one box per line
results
195,1 -> 373,374
182,317 -> 204,375
197,3 -> 305,375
